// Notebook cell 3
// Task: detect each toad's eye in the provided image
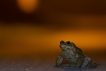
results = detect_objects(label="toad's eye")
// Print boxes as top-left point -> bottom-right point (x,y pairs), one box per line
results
60,40 -> 64,44
66,41 -> 70,44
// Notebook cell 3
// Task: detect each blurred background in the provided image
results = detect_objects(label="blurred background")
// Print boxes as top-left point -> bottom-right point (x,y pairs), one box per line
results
0,0 -> 106,59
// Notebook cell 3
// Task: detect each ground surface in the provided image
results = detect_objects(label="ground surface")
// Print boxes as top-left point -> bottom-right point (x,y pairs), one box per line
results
0,56 -> 105,71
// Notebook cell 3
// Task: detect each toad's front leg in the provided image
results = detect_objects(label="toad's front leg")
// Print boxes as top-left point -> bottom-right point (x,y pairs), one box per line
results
56,55 -> 64,67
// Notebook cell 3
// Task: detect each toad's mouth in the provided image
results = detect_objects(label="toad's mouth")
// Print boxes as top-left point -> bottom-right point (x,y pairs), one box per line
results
61,48 -> 66,51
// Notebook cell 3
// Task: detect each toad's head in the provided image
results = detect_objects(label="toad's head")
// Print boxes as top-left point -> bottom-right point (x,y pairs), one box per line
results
59,40 -> 77,51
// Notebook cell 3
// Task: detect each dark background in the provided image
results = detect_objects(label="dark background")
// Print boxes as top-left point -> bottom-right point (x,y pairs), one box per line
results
0,0 -> 106,59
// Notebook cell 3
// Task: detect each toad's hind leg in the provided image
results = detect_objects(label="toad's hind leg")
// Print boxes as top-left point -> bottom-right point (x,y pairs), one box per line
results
81,56 -> 97,68
81,56 -> 91,67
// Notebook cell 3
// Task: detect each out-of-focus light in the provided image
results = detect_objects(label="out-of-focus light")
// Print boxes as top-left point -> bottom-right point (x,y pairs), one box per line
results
17,0 -> 39,13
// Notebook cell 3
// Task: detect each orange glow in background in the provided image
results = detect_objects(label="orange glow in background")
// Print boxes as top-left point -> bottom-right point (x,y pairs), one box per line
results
0,24 -> 106,58
17,0 -> 39,13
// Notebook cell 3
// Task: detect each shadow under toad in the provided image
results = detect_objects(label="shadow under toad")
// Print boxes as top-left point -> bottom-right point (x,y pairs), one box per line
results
55,64 -> 99,71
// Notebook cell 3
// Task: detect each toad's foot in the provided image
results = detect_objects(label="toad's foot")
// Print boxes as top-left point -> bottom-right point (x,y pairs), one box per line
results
88,63 -> 100,68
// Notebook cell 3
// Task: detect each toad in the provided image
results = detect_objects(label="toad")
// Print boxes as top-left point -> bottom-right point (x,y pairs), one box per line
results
56,40 -> 98,68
